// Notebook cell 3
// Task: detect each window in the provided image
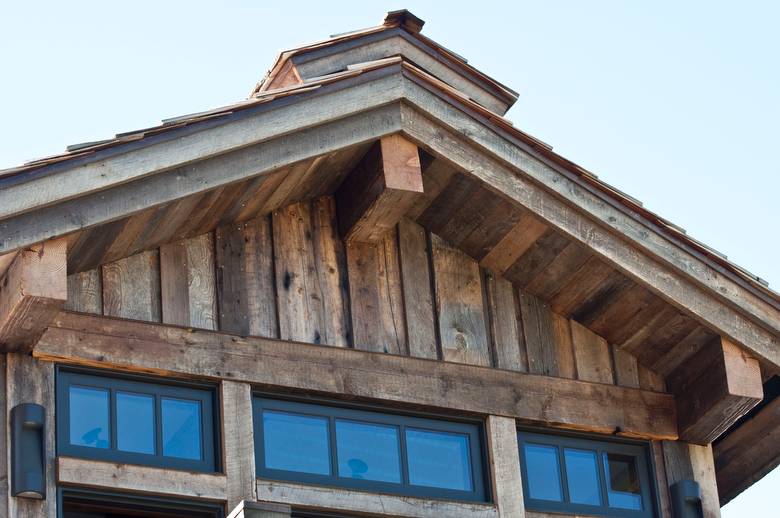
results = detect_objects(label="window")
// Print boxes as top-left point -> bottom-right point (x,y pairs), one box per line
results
517,430 -> 656,518
56,369 -> 218,472
253,397 -> 487,502
59,488 -> 224,518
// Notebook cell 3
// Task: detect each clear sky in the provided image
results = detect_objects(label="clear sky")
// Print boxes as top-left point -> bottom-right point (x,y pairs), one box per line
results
1,1 -> 777,514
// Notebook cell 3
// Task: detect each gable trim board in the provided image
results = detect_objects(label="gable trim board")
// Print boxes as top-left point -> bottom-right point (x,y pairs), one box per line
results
1,62 -> 777,370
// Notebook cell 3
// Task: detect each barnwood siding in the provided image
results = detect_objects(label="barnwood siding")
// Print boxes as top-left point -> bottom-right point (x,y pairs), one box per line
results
66,195 -> 657,390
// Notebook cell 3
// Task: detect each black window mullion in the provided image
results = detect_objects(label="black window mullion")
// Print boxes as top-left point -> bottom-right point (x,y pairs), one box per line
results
558,445 -> 570,504
398,423 -> 410,487
155,394 -> 163,458
328,415 -> 338,477
596,448 -> 610,508
109,388 -> 117,451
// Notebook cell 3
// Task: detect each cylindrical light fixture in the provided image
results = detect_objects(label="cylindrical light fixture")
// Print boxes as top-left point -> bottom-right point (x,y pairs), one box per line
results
11,403 -> 46,499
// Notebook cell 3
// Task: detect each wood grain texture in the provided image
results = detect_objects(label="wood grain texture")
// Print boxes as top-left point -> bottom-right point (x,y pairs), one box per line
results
36,312 -> 679,439
551,313 -> 576,379
0,238 -> 67,352
431,233 -> 491,366
65,268 -> 102,314
56,456 -> 226,501
613,347 -> 640,388
216,216 -> 278,338
486,415 -> 525,517
160,233 -> 217,329
222,381 -> 257,509
518,291 -> 558,376
479,210 -> 548,275
398,218 -> 438,359
485,270 -> 526,372
6,354 -> 56,518
102,250 -> 161,322
571,320 -> 614,385
662,441 -> 721,518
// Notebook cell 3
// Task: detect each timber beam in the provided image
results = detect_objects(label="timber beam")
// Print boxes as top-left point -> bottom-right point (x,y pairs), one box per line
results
0,238 -> 67,352
336,133 -> 424,242
34,311 -> 678,440
667,336 -> 763,444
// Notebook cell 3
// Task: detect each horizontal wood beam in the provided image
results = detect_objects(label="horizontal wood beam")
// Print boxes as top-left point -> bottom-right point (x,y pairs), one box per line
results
397,93 -> 780,367
57,456 -> 227,501
667,337 -> 763,444
34,311 -> 678,440
0,238 -> 67,352
714,395 -> 780,505
256,479 -> 498,518
336,134 -> 424,242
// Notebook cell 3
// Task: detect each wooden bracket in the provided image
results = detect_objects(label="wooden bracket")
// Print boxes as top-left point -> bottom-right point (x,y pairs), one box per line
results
0,238 -> 67,352
668,336 -> 763,444
336,134 -> 424,243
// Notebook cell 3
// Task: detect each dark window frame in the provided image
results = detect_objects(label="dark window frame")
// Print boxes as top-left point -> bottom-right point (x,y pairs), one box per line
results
253,396 -> 488,503
58,487 -> 225,518
56,367 -> 219,473
517,429 -> 658,518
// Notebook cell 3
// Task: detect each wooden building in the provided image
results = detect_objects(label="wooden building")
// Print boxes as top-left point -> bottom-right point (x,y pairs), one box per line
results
0,10 -> 777,518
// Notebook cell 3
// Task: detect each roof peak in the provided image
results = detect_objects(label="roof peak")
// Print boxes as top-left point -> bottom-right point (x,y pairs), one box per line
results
382,9 -> 425,34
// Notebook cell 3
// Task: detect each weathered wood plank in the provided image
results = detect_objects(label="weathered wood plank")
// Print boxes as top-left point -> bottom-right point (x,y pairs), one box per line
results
479,210 -> 548,276
518,291 -> 558,377
571,320 -> 614,385
551,313 -> 576,379
397,218 -> 438,359
65,268 -> 102,314
612,347 -> 640,389
485,270 -> 526,372
431,234 -> 491,366
7,354 -> 56,518
336,134 -> 424,243
662,441 -> 721,518
160,233 -> 217,329
222,381 -> 257,509
486,415 -> 525,517
256,479 -> 497,518
0,238 -> 67,352
216,217 -> 278,338
668,337 -> 763,444
0,355 -> 6,514
36,312 -> 679,439
346,232 -> 407,354
102,250 -> 161,322
56,456 -> 226,501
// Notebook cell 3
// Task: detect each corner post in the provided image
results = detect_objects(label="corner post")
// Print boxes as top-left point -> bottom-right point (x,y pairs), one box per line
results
486,415 -> 525,517
222,380 -> 257,510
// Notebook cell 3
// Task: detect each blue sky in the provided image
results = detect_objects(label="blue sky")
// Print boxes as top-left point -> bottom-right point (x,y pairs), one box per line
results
1,1 -> 777,514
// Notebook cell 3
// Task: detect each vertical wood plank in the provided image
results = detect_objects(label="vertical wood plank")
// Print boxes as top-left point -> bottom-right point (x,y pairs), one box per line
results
486,415 -> 525,518
662,441 -> 721,518
102,250 -> 161,322
518,291 -> 558,376
222,381 -> 257,510
216,217 -> 278,338
397,218 -> 438,360
613,347 -> 640,388
551,314 -> 576,379
571,320 -> 614,384
346,232 -> 407,355
65,268 -> 102,314
431,234 -> 491,367
161,234 -> 218,330
0,354 -> 6,515
6,354 -> 56,518
485,270 -> 526,372
639,364 -> 667,392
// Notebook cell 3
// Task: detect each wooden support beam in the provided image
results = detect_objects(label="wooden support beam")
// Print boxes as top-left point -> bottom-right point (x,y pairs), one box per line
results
486,416 -> 525,518
56,456 -> 227,501
0,239 -> 66,352
222,381 -> 257,509
662,441 -> 721,518
336,134 -> 424,242
256,479 -> 498,518
34,311 -> 678,440
667,337 -> 763,444
714,395 -> 780,505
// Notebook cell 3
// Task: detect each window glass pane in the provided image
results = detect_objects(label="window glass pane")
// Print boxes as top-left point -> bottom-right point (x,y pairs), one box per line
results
406,428 -> 473,491
336,420 -> 401,483
117,392 -> 155,454
161,398 -> 202,460
604,452 -> 643,510
564,448 -> 601,505
69,386 -> 109,449
263,410 -> 330,475
524,443 -> 563,502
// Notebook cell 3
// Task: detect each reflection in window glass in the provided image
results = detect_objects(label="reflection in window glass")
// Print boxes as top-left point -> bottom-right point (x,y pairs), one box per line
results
564,448 -> 601,505
117,392 -> 155,454
524,443 -> 562,502
263,411 -> 330,475
69,386 -> 110,449
161,398 -> 202,460
604,452 -> 643,510
406,428 -> 473,491
336,420 -> 401,483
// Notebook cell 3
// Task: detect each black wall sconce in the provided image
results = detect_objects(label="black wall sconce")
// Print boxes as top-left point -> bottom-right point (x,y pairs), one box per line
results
670,479 -> 703,518
11,403 -> 46,499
